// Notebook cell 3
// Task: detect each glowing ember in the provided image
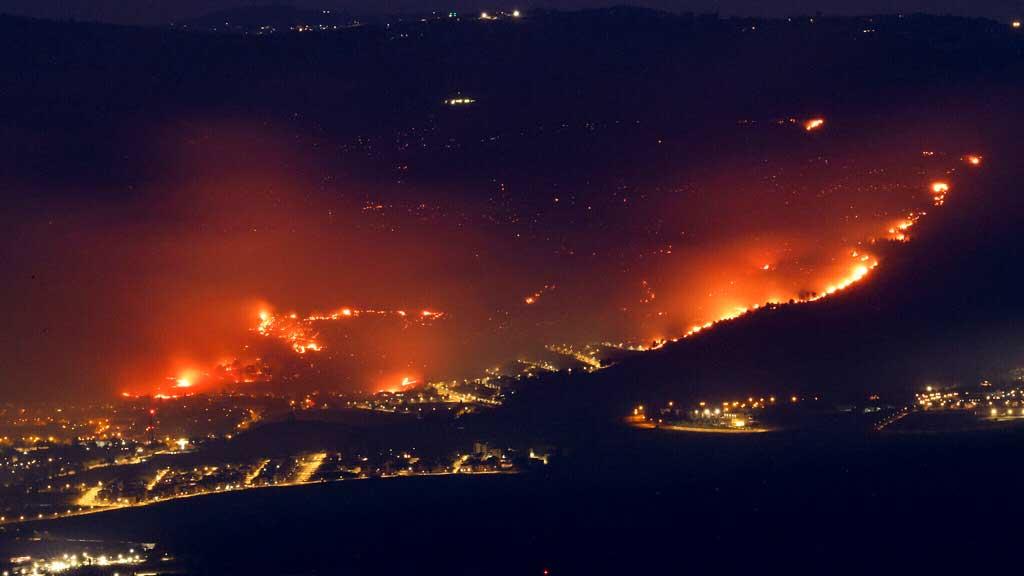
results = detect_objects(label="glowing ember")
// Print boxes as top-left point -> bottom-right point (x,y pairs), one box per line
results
639,280 -> 655,304
964,155 -> 983,166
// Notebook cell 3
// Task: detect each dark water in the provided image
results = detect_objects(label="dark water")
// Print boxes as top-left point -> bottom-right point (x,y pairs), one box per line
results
4,427 -> 1021,574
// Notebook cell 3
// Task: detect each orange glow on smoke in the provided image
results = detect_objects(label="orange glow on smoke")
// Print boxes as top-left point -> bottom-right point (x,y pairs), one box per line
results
97,123 -> 985,399
376,373 -> 423,393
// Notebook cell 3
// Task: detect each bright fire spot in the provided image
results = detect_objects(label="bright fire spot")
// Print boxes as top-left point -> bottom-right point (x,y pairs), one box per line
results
377,374 -> 422,393
671,253 -> 878,342
803,118 -> 825,131
175,378 -> 192,388
964,154 -> 983,166
523,284 -> 556,305
930,181 -> 950,206
886,212 -> 921,242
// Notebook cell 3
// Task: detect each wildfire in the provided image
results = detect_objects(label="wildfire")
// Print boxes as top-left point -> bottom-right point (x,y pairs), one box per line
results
886,212 -> 922,242
255,305 -> 446,354
669,255 -> 879,342
524,284 -> 556,305
803,118 -> 825,131
658,155 -> 981,347
377,373 -> 423,393
930,181 -> 950,206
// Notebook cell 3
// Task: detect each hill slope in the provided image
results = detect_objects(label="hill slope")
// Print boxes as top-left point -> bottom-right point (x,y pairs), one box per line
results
502,159 -> 1024,427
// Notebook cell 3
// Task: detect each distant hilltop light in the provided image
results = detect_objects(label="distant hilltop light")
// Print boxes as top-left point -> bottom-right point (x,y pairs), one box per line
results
513,10 -> 521,18
446,97 -> 476,106
1013,20 -> 1021,28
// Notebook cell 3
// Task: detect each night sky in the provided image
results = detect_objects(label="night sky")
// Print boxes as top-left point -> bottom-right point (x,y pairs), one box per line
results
1,0 -> 1020,25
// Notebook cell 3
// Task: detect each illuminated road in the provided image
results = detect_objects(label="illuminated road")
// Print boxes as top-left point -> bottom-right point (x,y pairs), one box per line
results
874,408 -> 911,431
146,468 -> 169,491
75,485 -> 106,507
451,454 -> 470,473
4,469 -> 515,527
245,459 -> 270,485
293,453 -> 326,484
630,421 -> 773,434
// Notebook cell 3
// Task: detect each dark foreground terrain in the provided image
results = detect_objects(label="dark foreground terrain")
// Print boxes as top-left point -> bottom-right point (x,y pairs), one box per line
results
4,425 -> 1022,574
